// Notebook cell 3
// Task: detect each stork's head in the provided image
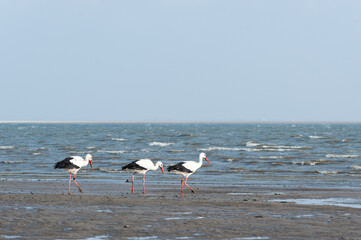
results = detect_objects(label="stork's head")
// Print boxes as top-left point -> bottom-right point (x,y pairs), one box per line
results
200,152 -> 210,164
157,161 -> 165,174
86,154 -> 94,170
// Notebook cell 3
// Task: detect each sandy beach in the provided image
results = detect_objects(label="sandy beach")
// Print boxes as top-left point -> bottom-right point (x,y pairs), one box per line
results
1,180 -> 361,239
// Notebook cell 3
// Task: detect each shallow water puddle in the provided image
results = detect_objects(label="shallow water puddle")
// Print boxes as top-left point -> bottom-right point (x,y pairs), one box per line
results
82,236 -> 110,240
164,216 -> 204,220
295,214 -> 315,218
173,211 -> 192,215
56,235 -> 109,240
233,237 -> 270,240
1,235 -> 24,239
228,192 -> 254,195
96,209 -> 113,213
127,236 -> 158,240
270,198 -> 361,209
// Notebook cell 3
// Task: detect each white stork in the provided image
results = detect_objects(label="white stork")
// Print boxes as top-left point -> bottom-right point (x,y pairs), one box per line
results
167,152 -> 210,197
122,159 -> 165,194
54,154 -> 93,195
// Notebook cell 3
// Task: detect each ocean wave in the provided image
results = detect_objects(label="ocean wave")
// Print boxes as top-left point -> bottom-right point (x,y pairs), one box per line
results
325,154 -> 360,158
177,133 -> 193,137
168,149 -> 186,153
259,156 -> 295,160
245,145 -> 309,152
1,160 -> 27,164
111,138 -> 127,141
309,135 -> 324,139
246,141 -> 261,147
140,149 -> 160,153
87,146 -> 96,150
97,150 -> 127,154
263,145 -> 310,150
0,146 -> 15,150
98,167 -> 122,173
351,165 -> 361,170
198,147 -> 245,151
69,151 -> 86,154
149,142 -> 174,147
292,159 -> 331,166
317,170 -> 339,175
271,162 -> 285,165
245,142 -> 311,152
245,148 -> 264,152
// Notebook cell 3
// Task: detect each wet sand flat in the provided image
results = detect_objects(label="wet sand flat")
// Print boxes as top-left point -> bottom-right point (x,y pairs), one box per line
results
1,180 -> 361,239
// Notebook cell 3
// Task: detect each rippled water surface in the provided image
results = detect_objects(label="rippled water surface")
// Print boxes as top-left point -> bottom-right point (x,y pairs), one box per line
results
1,123 -> 361,188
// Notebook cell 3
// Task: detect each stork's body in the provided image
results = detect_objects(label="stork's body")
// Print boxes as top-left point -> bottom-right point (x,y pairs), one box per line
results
54,154 -> 93,195
167,152 -> 210,197
122,159 -> 164,194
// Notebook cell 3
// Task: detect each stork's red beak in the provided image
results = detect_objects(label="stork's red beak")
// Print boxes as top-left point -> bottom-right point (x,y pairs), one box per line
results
89,160 -> 94,170
160,166 -> 165,174
205,157 -> 210,164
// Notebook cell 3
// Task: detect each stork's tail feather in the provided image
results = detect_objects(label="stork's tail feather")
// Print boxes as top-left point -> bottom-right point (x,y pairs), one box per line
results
54,161 -> 66,169
167,165 -> 177,172
54,162 -> 61,169
54,157 -> 78,169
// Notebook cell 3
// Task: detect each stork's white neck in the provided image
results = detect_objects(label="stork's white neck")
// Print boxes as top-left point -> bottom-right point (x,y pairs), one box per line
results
198,155 -> 203,164
153,161 -> 162,170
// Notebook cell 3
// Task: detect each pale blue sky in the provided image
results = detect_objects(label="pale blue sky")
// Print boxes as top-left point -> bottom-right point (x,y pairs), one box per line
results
1,1 -> 360,122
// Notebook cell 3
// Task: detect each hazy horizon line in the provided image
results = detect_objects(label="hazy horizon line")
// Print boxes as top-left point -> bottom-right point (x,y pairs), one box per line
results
1,120 -> 361,124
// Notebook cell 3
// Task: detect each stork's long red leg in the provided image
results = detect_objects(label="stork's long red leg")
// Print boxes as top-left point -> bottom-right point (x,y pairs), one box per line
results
131,173 -> 135,194
73,174 -> 83,193
142,174 -> 146,194
181,176 -> 184,197
68,173 -> 72,195
184,176 -> 196,194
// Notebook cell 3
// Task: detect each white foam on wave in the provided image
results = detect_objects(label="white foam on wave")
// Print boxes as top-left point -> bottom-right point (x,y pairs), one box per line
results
246,145 -> 308,152
317,170 -> 338,175
351,165 -> 361,170
149,142 -> 174,147
292,159 -> 330,166
263,145 -> 309,150
0,146 -> 15,150
259,156 -> 288,159
245,148 -> 263,152
246,141 -> 310,152
111,138 -> 127,142
198,147 -> 245,151
246,141 -> 261,147
326,154 -> 360,158
97,150 -> 127,154
309,135 -> 324,139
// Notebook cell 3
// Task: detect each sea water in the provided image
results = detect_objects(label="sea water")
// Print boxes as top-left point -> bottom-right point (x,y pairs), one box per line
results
1,123 -> 361,189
